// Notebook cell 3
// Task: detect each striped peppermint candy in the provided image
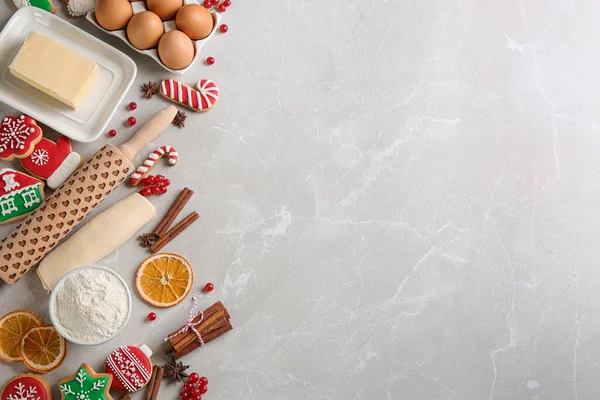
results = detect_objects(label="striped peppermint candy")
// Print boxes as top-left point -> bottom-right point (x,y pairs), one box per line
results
159,79 -> 219,112
129,145 -> 178,186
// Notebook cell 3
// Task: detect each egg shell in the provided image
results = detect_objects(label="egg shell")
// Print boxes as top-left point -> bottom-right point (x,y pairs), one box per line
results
175,4 -> 214,40
127,11 -> 164,50
146,0 -> 183,21
95,0 -> 133,31
158,30 -> 195,70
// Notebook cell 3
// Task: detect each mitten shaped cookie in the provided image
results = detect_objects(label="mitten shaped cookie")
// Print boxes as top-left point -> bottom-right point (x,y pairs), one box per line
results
20,136 -> 81,189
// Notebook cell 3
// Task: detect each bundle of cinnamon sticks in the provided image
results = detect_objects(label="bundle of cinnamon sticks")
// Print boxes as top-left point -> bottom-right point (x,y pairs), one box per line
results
167,301 -> 233,359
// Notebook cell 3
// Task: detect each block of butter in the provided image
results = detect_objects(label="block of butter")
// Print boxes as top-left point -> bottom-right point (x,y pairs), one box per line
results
9,32 -> 99,109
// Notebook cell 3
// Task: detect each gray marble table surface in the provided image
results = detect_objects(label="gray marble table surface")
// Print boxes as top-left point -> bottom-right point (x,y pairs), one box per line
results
0,0 -> 597,399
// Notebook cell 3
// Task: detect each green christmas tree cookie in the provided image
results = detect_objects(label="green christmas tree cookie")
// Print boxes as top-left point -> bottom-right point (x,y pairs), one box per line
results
58,364 -> 113,400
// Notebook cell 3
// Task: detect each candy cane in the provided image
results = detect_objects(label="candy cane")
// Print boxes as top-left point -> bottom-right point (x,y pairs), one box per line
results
129,145 -> 178,186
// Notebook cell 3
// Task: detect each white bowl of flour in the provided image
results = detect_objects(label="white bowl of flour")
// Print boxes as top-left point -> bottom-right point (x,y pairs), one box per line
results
50,266 -> 132,345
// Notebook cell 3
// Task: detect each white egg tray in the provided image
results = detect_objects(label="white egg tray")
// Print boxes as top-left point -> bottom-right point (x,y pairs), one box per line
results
86,0 -> 221,74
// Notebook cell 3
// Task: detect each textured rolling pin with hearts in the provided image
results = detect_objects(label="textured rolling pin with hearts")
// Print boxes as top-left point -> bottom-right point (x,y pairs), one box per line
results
0,106 -> 177,284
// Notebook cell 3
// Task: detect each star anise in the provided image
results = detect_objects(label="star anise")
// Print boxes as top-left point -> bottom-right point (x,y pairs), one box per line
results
172,111 -> 187,128
138,232 -> 159,248
141,81 -> 159,99
163,358 -> 190,383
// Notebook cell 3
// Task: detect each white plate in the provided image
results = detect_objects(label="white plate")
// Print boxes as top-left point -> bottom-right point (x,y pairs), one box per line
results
0,8 -> 137,143
86,0 -> 221,74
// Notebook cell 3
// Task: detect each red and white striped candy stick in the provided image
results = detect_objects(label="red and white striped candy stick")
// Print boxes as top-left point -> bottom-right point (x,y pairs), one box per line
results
129,145 -> 178,186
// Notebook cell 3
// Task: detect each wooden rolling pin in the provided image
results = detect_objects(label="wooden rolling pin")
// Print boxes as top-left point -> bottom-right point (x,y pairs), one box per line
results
0,105 -> 178,284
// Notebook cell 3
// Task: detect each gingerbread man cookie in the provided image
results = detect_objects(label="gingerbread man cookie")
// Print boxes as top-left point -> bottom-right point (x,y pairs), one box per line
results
12,0 -> 56,13
59,364 -> 113,400
159,79 -> 219,112
0,115 -> 43,161
1,374 -> 52,400
105,345 -> 153,393
20,136 -> 81,189
0,168 -> 45,225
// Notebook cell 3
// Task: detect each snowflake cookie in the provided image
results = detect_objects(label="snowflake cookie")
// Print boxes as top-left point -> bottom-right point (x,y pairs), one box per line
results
0,115 -> 43,161
105,345 -> 153,393
1,374 -> 51,400
59,364 -> 113,400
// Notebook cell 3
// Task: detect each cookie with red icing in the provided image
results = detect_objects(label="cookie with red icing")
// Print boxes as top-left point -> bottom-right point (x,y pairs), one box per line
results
159,79 -> 219,112
0,115 -> 43,161
1,373 -> 52,400
20,136 -> 81,189
104,345 -> 153,393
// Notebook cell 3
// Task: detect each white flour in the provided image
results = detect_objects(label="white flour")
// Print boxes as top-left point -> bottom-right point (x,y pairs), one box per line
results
54,268 -> 129,343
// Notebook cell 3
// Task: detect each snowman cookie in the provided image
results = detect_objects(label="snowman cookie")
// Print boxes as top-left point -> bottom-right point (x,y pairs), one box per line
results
104,345 -> 153,393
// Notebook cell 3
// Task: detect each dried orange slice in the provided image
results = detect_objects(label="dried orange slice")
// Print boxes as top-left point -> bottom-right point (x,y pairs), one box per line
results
0,310 -> 43,363
18,325 -> 67,373
136,253 -> 194,308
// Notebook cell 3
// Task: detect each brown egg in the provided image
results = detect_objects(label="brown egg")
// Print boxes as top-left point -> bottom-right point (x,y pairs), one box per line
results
158,30 -> 195,70
146,0 -> 183,21
127,11 -> 164,50
175,5 -> 214,40
95,0 -> 133,31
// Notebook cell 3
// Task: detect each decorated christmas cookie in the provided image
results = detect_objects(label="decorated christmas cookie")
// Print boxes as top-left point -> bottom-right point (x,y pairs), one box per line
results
12,0 -> 56,13
104,345 -> 153,393
20,136 -> 82,189
66,0 -> 95,17
0,115 -> 43,161
159,79 -> 219,112
1,374 -> 51,400
129,146 -> 178,186
0,169 -> 45,225
59,364 -> 112,400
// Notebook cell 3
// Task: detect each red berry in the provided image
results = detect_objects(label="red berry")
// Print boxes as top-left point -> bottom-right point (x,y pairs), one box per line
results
180,391 -> 189,399
158,185 -> 168,194
147,312 -> 157,321
218,4 -> 226,12
204,283 -> 214,292
128,101 -> 137,110
155,174 -> 166,183
191,396 -> 201,400
210,0 -> 218,5
219,24 -> 228,33
108,129 -> 116,137
145,175 -> 156,186
189,373 -> 200,383
206,56 -> 215,65
224,0 -> 231,6
199,376 -> 208,386
199,385 -> 208,394
184,382 -> 194,391
162,178 -> 171,186
127,116 -> 136,126
192,389 -> 201,396
140,187 -> 152,197
151,185 -> 163,195
203,0 -> 210,7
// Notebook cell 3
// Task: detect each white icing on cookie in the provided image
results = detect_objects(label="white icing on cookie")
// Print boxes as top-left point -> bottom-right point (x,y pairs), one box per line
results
67,0 -> 95,17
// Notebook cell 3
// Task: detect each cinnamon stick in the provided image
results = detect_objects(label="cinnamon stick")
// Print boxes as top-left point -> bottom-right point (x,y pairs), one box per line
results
150,211 -> 199,253
145,366 -> 164,400
153,188 -> 194,237
166,301 -> 233,359
174,321 -> 233,359
168,302 -> 227,349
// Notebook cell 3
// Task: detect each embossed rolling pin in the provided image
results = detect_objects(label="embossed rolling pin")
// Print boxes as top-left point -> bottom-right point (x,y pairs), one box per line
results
0,105 -> 178,284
